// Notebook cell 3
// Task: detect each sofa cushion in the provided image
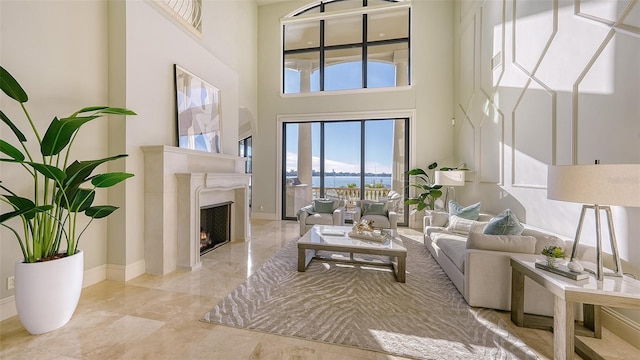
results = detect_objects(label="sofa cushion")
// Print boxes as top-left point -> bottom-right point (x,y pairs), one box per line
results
304,213 -> 335,225
483,209 -> 524,235
431,234 -> 467,273
360,214 -> 391,228
466,232 -> 536,254
427,210 -> 449,227
447,215 -> 488,235
449,200 -> 481,220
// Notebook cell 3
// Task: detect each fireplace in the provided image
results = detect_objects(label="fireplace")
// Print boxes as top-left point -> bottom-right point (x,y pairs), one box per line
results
200,202 -> 232,255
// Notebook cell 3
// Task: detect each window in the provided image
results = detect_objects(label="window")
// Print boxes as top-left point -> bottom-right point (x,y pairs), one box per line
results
282,118 -> 409,226
283,0 -> 410,94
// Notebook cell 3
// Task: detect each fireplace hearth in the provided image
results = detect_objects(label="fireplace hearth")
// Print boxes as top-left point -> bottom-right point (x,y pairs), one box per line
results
200,202 -> 232,255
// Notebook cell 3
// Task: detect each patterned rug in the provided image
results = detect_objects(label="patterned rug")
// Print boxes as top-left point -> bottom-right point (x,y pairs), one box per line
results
202,235 -> 537,360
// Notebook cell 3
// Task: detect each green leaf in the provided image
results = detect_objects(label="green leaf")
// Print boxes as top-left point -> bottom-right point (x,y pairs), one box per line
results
85,205 -> 118,219
0,140 -> 25,161
63,155 -> 128,189
427,162 -> 438,170
0,110 -> 27,142
406,168 -> 427,176
90,172 -> 134,188
60,188 -> 95,212
41,116 -> 98,156
0,66 -> 28,103
0,204 -> 53,223
75,106 -> 136,116
430,189 -> 443,198
27,162 -> 66,183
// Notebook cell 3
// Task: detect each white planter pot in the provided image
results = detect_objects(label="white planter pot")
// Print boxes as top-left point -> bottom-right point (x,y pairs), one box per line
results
15,250 -> 84,335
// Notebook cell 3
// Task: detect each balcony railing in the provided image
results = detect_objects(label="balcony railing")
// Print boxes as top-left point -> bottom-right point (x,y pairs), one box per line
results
313,187 -> 390,201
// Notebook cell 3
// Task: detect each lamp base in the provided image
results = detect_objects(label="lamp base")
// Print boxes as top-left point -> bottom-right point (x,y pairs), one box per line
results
569,205 -> 623,281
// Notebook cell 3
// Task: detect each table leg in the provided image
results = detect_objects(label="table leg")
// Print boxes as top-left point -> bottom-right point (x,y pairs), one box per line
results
554,296 -> 575,360
396,254 -> 406,283
298,246 -> 306,272
511,267 -> 525,327
584,304 -> 602,339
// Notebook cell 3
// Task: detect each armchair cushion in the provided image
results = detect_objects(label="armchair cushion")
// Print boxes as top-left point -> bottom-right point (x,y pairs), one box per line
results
313,199 -> 335,214
361,202 -> 387,216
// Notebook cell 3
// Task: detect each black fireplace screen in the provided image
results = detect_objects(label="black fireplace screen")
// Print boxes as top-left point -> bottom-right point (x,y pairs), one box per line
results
200,201 -> 232,255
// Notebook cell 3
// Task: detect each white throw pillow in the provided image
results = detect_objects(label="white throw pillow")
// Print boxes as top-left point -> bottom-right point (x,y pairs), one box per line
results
427,210 -> 449,227
466,232 -> 537,254
446,215 -> 488,235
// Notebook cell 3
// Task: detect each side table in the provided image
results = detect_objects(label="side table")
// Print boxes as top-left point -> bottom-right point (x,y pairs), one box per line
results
510,255 -> 640,360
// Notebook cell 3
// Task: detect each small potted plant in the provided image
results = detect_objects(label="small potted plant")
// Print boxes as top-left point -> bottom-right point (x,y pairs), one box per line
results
0,65 -> 135,334
541,245 -> 565,268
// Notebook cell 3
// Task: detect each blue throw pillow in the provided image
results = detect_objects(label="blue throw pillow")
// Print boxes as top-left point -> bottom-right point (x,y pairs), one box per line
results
362,202 -> 387,216
448,200 -> 481,220
313,199 -> 335,214
483,209 -> 524,235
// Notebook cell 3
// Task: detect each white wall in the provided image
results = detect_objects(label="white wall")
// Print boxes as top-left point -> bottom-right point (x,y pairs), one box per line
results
253,0 -> 455,224
0,0 -> 111,299
0,0 -> 258,305
453,0 -> 640,323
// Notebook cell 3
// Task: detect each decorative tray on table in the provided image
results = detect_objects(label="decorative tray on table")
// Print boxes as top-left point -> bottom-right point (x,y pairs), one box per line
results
348,219 -> 390,242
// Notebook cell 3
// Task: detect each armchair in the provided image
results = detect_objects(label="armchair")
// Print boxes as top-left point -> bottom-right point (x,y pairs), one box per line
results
298,199 -> 345,236
353,199 -> 397,231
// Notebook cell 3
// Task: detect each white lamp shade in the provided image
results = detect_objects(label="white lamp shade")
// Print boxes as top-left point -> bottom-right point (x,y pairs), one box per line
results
547,164 -> 640,207
435,170 -> 465,186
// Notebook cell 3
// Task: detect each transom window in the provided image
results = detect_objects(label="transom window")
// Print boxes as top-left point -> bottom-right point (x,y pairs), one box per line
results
283,0 -> 411,94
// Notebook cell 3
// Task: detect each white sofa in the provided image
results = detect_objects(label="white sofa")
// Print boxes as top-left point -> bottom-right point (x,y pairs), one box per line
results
423,212 -> 596,316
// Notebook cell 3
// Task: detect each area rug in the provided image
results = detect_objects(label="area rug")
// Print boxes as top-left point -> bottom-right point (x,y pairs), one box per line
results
202,235 -> 538,360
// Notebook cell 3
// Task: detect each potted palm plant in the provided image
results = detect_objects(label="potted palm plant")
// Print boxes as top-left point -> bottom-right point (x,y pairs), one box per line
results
405,162 -> 443,213
0,66 -> 136,334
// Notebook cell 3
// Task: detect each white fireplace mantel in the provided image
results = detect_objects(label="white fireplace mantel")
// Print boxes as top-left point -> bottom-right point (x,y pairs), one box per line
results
141,146 -> 249,275
176,173 -> 250,271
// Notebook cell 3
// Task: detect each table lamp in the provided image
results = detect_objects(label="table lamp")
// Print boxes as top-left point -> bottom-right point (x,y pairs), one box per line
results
547,163 -> 640,280
435,170 -> 466,210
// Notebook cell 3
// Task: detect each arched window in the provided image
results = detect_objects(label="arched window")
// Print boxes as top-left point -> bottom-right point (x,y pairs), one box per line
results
283,0 -> 410,94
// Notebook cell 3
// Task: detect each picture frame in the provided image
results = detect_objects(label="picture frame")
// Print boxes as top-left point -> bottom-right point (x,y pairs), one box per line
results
174,64 -> 221,153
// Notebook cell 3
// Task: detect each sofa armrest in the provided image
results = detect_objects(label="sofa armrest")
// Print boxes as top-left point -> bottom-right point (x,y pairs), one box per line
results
388,211 -> 398,229
333,207 -> 344,225
423,215 -> 431,230
352,206 -> 362,223
464,249 -> 555,316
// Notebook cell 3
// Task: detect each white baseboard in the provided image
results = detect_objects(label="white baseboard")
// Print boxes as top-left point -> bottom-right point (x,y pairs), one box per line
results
602,307 -> 640,350
106,259 -> 146,281
0,296 -> 17,322
83,264 -> 107,288
250,212 -> 277,220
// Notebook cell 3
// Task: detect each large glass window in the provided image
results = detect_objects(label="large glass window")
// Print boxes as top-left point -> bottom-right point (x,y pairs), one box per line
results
282,118 -> 409,225
282,0 -> 410,94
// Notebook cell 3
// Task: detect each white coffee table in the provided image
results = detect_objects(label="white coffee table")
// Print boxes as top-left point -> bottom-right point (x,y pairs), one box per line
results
298,225 -> 407,282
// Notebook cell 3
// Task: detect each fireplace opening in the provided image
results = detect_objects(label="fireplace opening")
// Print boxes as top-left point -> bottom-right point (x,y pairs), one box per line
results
200,201 -> 232,255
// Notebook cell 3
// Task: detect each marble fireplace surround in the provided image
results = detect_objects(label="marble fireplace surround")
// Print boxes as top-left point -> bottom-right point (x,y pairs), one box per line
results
142,146 -> 250,275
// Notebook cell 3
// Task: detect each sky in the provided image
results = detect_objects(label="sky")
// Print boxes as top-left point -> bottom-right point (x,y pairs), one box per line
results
284,61 -> 397,175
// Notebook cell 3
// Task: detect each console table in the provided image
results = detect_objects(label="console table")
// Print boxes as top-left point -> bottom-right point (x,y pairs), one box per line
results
510,255 -> 640,360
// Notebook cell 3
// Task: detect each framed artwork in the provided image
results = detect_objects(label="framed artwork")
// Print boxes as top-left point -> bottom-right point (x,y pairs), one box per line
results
174,64 -> 221,153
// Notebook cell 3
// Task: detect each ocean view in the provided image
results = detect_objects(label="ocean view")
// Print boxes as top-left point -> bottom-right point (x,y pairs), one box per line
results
307,175 -> 391,188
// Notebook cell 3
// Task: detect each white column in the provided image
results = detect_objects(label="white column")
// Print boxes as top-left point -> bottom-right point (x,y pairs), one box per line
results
296,60 -> 313,187
394,49 -> 409,86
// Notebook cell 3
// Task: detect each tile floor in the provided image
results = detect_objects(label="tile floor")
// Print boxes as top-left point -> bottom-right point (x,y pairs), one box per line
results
0,220 -> 638,359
